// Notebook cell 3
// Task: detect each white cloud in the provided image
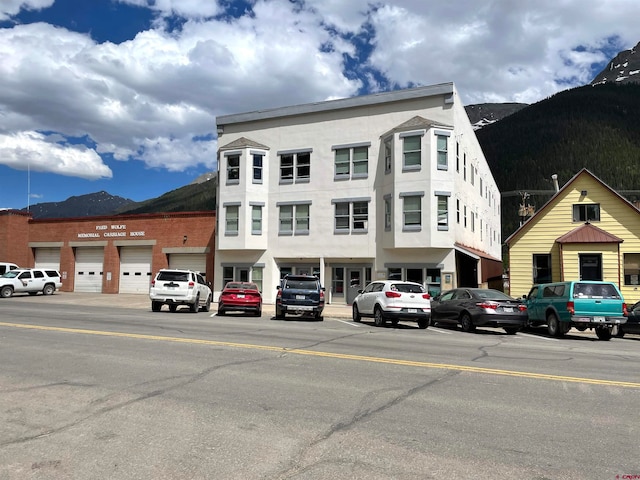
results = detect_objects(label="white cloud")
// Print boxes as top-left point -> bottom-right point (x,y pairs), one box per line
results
0,131 -> 112,179
0,0 -> 53,21
0,0 -> 639,181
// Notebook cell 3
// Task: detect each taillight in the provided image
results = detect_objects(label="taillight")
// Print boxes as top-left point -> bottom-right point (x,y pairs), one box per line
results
422,293 -> 431,300
385,291 -> 402,298
566,301 -> 575,315
518,304 -> 527,311
320,290 -> 325,301
276,289 -> 282,300
477,302 -> 498,310
623,303 -> 628,315
151,279 -> 156,287
188,281 -> 195,288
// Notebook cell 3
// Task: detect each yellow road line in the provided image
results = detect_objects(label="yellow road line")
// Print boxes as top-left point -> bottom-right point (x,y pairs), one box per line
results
2,321 -> 640,389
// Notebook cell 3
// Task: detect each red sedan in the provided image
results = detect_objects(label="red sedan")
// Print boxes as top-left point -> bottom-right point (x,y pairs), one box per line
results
218,282 -> 262,316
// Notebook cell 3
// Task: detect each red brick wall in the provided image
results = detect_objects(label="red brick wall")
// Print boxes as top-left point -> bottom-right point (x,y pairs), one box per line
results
22,212 -> 216,293
0,211 -> 31,267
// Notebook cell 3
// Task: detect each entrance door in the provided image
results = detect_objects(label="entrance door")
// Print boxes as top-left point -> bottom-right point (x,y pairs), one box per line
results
238,268 -> 250,282
580,254 -> 602,281
346,268 -> 362,304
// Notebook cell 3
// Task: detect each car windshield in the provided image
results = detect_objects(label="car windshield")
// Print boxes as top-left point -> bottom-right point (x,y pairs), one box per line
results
473,289 -> 513,300
392,283 -> 425,293
285,279 -> 318,290
157,271 -> 189,282
1,271 -> 21,279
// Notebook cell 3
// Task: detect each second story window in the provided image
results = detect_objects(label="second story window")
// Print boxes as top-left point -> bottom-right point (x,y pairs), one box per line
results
384,195 -> 392,231
227,154 -> 240,184
278,149 -> 312,183
384,138 -> 392,173
251,204 -> 263,235
333,199 -> 370,233
436,193 -> 450,230
573,203 -> 600,222
333,144 -> 370,179
402,135 -> 421,169
401,193 -> 423,231
225,204 -> 239,236
278,202 -> 311,235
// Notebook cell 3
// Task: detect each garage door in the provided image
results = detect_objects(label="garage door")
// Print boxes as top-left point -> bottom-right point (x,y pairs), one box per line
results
74,247 -> 104,293
169,254 -> 207,275
119,246 -> 152,294
35,248 -> 61,271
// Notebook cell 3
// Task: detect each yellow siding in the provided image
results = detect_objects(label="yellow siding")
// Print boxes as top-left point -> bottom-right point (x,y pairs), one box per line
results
508,172 -> 640,302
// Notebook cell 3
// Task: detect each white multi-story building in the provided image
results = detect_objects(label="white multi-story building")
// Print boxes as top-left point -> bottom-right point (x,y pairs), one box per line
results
214,83 -> 502,304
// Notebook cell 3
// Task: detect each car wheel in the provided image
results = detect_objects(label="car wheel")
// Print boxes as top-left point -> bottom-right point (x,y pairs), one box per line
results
190,295 -> 200,313
374,307 -> 385,327
595,326 -> 612,341
218,308 -> 225,316
203,295 -> 211,312
275,306 -> 284,319
417,319 -> 429,329
255,309 -> 262,317
352,304 -> 361,322
614,326 -> 625,338
1,286 -> 13,298
42,284 -> 55,296
169,304 -> 177,313
504,327 -> 519,335
460,313 -> 476,333
315,312 -> 323,321
151,301 -> 162,312
547,313 -> 563,337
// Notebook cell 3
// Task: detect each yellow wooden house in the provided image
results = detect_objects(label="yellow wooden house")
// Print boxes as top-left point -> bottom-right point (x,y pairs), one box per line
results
505,169 -> 640,303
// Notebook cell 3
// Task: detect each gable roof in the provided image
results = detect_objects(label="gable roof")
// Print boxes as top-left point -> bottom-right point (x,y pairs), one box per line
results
380,115 -> 453,139
505,168 -> 640,246
556,222 -> 623,244
218,136 -> 270,151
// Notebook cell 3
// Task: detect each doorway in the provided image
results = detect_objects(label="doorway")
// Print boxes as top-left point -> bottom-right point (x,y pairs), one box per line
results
579,254 -> 602,281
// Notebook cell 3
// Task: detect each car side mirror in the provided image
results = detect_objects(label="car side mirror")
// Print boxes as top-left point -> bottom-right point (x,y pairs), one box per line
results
357,289 -> 363,294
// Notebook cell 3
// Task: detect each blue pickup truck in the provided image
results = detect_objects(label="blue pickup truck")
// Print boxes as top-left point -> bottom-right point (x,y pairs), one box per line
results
524,281 -> 627,340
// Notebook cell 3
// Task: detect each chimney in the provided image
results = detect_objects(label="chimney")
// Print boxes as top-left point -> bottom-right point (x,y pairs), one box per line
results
551,174 -> 559,192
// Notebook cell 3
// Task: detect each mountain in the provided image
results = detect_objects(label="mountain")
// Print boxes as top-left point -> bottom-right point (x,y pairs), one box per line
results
591,41 -> 640,86
475,82 -> 640,238
23,191 -> 136,219
464,102 -> 528,129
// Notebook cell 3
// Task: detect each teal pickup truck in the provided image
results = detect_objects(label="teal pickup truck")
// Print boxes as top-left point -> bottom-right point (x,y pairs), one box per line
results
524,281 -> 627,340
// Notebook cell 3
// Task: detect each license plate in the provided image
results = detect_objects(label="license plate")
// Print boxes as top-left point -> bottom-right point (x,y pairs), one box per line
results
593,316 -> 605,322
237,294 -> 245,298
408,308 -> 417,313
503,307 -> 513,313
296,295 -> 306,300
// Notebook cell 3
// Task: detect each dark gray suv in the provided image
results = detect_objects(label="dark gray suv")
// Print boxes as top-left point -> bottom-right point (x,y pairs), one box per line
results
275,275 -> 325,320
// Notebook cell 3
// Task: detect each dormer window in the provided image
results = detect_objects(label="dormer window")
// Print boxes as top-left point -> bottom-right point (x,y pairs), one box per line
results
573,203 -> 600,222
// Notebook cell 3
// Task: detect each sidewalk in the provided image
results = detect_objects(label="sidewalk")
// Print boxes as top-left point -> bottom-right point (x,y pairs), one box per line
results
35,292 -> 354,319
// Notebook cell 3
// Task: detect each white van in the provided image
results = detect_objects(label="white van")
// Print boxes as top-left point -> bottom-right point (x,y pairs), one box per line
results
0,262 -> 19,276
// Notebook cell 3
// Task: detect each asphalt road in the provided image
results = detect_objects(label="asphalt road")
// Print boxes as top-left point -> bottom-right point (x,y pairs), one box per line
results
1,295 -> 639,479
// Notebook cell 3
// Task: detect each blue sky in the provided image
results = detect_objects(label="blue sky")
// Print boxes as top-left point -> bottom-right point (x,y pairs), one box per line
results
1,0 -> 638,210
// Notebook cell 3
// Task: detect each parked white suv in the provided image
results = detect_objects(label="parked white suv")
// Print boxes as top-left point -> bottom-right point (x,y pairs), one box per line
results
352,280 -> 431,329
149,269 -> 212,313
0,268 -> 63,298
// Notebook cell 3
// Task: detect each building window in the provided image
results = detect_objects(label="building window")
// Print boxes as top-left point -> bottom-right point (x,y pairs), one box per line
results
384,196 -> 392,231
227,154 -> 240,184
384,138 -> 392,173
278,202 -> 310,235
437,195 -> 449,230
333,199 -> 369,233
223,266 -> 234,287
480,177 -> 483,196
402,195 -> 422,230
456,199 -> 460,224
251,205 -> 262,235
225,205 -> 239,235
573,203 -> 600,222
252,153 -> 263,183
436,135 -> 448,170
278,150 -> 312,183
252,266 -> 263,292
470,165 -> 475,185
333,144 -> 369,179
463,153 -> 467,181
456,141 -> 460,172
464,205 -> 467,228
624,253 -> 640,285
403,135 -> 421,169
533,254 -> 552,283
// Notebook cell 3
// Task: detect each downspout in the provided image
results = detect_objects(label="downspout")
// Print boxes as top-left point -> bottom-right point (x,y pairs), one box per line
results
618,243 -> 621,287
559,243 -> 564,281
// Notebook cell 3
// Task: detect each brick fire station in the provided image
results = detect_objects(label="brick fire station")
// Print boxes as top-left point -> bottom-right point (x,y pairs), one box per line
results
0,210 -> 216,294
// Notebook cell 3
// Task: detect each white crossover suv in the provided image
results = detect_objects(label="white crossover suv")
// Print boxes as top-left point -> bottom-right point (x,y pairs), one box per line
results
149,269 -> 212,313
0,268 -> 63,298
352,280 -> 431,329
